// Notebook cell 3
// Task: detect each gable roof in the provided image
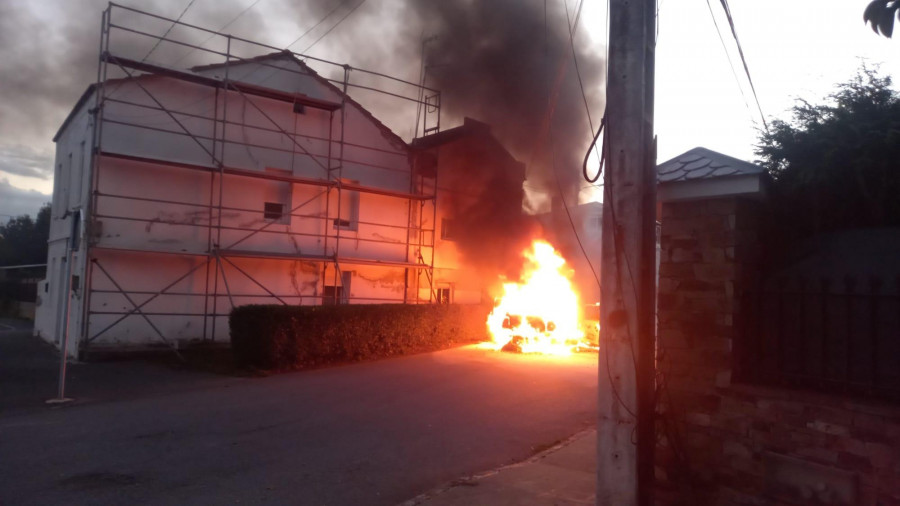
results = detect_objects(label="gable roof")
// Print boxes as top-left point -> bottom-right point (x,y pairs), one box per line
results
191,51 -> 409,150
656,147 -> 764,183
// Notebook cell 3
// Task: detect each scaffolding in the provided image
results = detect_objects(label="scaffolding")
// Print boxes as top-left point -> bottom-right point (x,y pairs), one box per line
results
75,3 -> 444,354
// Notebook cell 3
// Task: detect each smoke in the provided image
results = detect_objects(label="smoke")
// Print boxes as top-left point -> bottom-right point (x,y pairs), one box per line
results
411,0 -> 605,206
1,0 -> 604,269
405,1 -> 605,278
0,0 -> 271,191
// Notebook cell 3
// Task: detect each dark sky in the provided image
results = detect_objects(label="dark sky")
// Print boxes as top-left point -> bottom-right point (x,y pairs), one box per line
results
0,0 -> 604,219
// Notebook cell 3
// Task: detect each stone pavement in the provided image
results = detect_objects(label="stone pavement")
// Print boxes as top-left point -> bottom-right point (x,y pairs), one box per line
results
402,429 -> 596,506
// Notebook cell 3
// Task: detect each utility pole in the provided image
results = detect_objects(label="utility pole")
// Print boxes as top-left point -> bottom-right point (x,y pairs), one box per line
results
598,0 -> 657,504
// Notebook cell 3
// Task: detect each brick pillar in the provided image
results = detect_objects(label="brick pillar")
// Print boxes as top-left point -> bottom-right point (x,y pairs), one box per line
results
654,196 -> 763,503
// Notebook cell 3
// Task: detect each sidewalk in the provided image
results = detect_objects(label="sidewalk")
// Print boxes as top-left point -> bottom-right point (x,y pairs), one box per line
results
402,429 -> 596,506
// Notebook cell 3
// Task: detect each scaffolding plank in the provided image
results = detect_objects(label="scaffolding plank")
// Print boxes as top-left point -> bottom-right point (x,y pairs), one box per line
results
219,249 -> 427,269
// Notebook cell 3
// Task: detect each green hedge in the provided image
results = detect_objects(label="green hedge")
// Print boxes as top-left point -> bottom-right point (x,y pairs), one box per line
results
229,304 -> 491,371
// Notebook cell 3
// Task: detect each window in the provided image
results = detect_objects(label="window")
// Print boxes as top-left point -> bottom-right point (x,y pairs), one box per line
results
332,180 -> 359,231
441,218 -> 456,241
322,285 -> 342,305
264,202 -> 286,222
322,271 -> 352,305
436,287 -> 451,304
263,167 -> 292,224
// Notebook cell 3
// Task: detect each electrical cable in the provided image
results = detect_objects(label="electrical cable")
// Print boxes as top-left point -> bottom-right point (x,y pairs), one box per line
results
245,0 -> 365,88
171,0 -> 266,67
717,0 -> 769,132
142,0 -> 199,62
564,0 -> 603,174
300,0 -> 370,54
582,117 -> 606,183
540,0 -> 636,419
704,0 -> 756,127
285,0 -> 351,51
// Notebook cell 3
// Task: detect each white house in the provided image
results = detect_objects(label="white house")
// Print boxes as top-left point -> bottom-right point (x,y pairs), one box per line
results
35,47 -> 525,358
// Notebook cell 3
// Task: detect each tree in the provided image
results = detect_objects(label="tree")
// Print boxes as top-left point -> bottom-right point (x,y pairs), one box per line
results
864,0 -> 900,38
756,67 -> 900,238
0,203 -> 51,267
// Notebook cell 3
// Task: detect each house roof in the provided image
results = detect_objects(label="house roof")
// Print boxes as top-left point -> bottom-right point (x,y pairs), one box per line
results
56,51 -> 414,150
190,51 -> 409,150
656,147 -> 768,202
656,147 -> 764,183
53,82 -> 107,142
411,117 -> 526,182
410,117 -> 492,149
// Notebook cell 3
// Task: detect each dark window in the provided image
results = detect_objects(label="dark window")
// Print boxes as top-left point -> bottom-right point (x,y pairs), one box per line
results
332,183 -> 359,231
322,285 -> 342,305
441,218 -> 456,241
436,287 -> 451,304
264,202 -> 284,221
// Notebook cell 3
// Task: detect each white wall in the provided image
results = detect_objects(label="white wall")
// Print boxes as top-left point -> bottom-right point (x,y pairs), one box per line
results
35,94 -> 93,357
44,57 -> 526,352
41,57 -> 441,352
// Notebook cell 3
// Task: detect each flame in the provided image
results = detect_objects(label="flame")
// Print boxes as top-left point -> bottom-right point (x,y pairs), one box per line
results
485,240 -> 585,356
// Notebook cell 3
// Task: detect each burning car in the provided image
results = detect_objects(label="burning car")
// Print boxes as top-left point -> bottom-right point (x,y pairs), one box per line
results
485,240 -> 595,355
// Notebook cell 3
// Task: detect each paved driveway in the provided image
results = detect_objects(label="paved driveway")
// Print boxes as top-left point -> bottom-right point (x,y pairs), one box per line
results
0,324 -> 597,505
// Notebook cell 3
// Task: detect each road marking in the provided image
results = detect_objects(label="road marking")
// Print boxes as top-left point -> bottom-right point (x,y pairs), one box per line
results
0,323 -> 16,330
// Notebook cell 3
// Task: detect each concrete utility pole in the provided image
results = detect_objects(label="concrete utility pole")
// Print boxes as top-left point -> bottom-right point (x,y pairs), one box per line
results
598,0 -> 657,504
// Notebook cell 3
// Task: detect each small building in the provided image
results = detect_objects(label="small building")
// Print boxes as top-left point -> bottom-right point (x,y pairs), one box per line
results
35,27 -> 524,358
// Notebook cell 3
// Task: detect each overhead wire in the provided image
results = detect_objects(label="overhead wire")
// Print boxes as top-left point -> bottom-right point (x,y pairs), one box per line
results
248,0 -> 367,87
300,0 -> 370,54
704,0 -> 755,125
284,0 -> 352,51
540,0 -> 636,417
716,0 -> 769,132
564,0 -> 604,180
142,0 -> 199,62
171,0 -> 266,67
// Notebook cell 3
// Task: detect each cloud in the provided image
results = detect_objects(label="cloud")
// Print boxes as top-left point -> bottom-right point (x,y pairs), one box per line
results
0,0 -> 268,146
0,144 -> 53,180
0,178 -> 50,219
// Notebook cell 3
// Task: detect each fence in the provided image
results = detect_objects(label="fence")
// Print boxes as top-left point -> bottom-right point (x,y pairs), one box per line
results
738,274 -> 900,401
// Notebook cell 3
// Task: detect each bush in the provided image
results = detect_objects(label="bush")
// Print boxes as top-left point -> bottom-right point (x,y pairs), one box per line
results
229,304 -> 491,371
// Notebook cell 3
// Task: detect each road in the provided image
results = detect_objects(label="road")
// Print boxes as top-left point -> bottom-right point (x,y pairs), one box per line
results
0,322 -> 597,505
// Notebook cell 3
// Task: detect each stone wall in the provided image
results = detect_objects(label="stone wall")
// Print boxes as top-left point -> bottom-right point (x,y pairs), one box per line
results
655,196 -> 900,505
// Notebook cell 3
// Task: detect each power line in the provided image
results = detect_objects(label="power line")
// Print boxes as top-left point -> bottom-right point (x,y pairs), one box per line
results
716,0 -> 769,132
285,0 -> 351,50
563,0 -> 605,184
300,0 -> 370,54
564,1 -> 597,135
704,0 -> 755,125
242,0 -> 361,88
143,0 -> 198,62
171,0 -> 266,66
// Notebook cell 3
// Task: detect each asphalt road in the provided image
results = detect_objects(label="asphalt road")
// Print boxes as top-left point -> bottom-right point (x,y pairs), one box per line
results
0,323 -> 597,505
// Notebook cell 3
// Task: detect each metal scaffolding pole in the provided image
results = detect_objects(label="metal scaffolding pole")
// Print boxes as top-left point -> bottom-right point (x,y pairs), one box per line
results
74,2 -> 443,349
